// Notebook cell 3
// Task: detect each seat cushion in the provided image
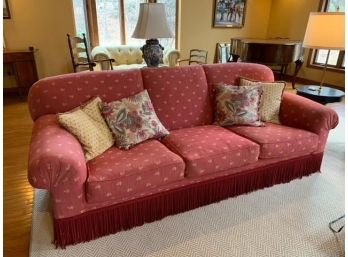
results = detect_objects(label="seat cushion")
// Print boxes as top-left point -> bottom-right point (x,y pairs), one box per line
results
162,125 -> 260,177
113,64 -> 146,70
228,123 -> 319,159
86,140 -> 185,203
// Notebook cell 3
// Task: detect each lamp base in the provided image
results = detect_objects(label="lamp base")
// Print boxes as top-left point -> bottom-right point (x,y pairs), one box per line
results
141,39 -> 164,67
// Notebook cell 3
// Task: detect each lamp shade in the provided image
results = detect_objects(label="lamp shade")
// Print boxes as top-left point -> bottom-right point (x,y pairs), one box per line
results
303,12 -> 345,50
132,3 -> 173,39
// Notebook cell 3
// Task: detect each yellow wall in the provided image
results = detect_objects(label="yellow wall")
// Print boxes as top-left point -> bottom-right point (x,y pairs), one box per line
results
267,0 -> 344,88
179,0 -> 272,64
3,0 -> 76,78
3,0 -> 344,88
267,0 -> 318,40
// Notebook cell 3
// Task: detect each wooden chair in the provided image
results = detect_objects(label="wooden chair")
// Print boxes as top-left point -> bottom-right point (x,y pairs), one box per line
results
67,33 -> 114,72
179,49 -> 208,65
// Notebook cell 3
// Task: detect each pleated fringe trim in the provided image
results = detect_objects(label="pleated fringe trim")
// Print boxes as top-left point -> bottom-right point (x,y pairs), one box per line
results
54,152 -> 323,248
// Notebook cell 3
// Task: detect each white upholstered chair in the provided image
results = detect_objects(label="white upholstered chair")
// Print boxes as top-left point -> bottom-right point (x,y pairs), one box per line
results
91,45 -> 180,70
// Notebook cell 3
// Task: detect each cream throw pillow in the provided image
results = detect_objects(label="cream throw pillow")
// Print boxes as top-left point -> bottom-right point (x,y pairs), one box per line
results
57,97 -> 114,161
240,78 -> 285,124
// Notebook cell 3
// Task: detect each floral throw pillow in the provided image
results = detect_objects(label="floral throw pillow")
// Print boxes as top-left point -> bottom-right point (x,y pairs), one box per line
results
100,90 -> 169,149
214,84 -> 263,127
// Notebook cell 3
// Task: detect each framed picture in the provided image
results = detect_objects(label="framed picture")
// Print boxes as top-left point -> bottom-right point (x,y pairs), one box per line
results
213,0 -> 246,28
4,0 -> 11,19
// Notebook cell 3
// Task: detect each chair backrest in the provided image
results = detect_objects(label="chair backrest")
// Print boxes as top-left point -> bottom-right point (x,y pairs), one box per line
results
189,49 -> 208,65
67,33 -> 94,72
107,46 -> 144,65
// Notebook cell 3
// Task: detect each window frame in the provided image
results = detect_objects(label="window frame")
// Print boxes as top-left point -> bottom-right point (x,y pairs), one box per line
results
307,0 -> 345,73
83,0 -> 178,49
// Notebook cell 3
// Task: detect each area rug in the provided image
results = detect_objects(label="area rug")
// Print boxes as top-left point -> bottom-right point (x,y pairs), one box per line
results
29,149 -> 344,257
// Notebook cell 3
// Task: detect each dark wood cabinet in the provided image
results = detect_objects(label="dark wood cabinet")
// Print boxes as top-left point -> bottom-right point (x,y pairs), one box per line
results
3,49 -> 39,95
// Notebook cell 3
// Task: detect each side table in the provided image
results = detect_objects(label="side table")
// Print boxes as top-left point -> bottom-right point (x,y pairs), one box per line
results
4,48 -> 39,96
296,86 -> 344,105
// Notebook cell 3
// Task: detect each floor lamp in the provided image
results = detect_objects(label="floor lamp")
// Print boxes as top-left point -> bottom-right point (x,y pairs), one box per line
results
302,12 -> 345,91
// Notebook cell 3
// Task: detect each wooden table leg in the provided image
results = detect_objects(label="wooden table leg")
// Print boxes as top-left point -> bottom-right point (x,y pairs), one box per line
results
292,59 -> 304,89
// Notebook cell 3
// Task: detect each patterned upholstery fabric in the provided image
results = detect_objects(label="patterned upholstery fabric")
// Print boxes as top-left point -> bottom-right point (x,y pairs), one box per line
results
142,66 -> 213,130
28,115 -> 320,219
162,125 -> 260,177
214,85 -> 263,126
86,140 -> 185,203
28,114 -> 88,218
280,92 -> 339,152
203,63 -> 275,100
240,78 -> 285,124
28,69 -> 144,121
57,97 -> 114,160
27,63 -> 338,221
100,90 -> 169,150
228,123 -> 319,159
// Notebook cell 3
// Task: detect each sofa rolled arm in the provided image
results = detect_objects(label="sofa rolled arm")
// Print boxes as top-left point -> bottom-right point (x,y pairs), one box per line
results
163,48 -> 180,67
91,46 -> 113,70
28,115 -> 87,192
280,92 -> 339,135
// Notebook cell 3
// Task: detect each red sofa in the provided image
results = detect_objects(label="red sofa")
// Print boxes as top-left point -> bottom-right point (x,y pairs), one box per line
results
27,63 -> 338,248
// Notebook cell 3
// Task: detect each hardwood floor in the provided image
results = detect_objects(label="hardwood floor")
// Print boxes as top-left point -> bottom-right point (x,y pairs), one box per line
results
2,84 -> 344,257
4,96 -> 34,257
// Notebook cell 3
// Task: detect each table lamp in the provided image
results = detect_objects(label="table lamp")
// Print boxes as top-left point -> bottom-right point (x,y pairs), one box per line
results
302,12 -> 345,91
132,3 -> 174,67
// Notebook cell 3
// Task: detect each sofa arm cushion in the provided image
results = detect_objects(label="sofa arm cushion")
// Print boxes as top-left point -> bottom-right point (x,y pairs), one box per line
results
280,92 -> 339,133
280,92 -> 339,152
163,48 -> 180,67
91,46 -> 112,70
28,115 -> 87,191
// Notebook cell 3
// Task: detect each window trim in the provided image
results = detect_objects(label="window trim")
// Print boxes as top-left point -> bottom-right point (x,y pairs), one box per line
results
307,0 -> 345,72
86,0 -> 99,47
84,0 -> 178,49
307,49 -> 345,73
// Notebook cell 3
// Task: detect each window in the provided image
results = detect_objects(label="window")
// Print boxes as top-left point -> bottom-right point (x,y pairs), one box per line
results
124,0 -> 143,46
310,0 -> 345,70
72,0 -> 89,36
72,0 -> 177,49
96,0 -> 122,45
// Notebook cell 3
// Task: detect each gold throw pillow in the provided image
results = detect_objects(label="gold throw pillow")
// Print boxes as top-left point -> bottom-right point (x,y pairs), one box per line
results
240,78 -> 285,124
57,97 -> 114,161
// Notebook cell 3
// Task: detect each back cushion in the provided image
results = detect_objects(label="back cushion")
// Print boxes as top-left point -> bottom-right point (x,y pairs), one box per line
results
28,69 -> 144,121
142,65 -> 213,131
203,63 -> 274,96
108,46 -> 143,65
